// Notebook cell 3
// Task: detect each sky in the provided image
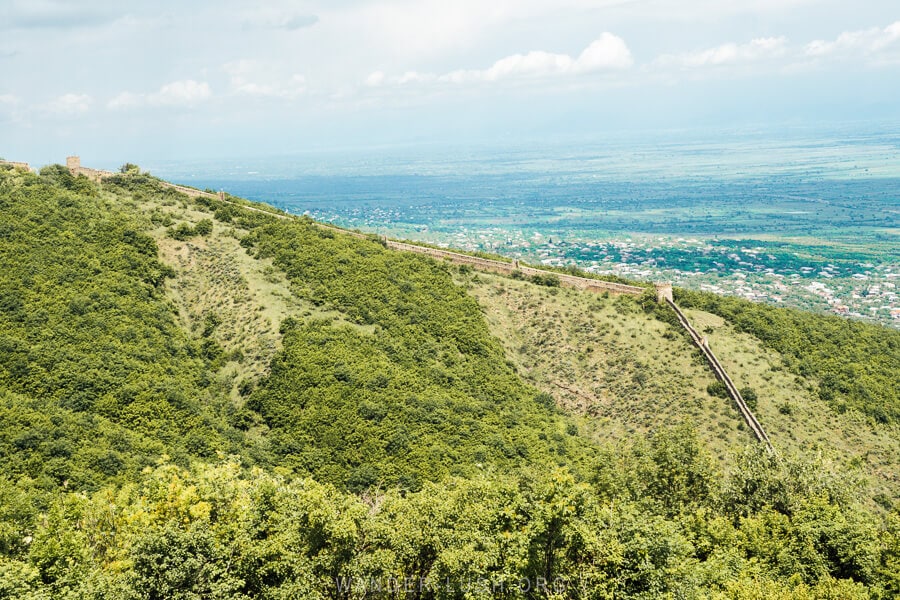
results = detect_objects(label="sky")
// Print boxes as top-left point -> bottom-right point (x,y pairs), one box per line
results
1,0 -> 899,167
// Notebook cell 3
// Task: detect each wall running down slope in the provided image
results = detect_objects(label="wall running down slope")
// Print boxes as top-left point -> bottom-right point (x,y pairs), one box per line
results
58,156 -> 773,451
314,228 -> 772,450
666,298 -> 774,451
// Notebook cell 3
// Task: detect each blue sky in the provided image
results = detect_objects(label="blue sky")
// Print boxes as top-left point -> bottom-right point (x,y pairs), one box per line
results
1,0 -> 898,167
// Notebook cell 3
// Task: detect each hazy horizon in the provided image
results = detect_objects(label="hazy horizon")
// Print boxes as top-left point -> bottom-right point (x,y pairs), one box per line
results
2,1 -> 899,166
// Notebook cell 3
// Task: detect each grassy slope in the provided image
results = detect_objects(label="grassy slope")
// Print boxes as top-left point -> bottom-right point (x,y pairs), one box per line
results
122,181 -> 373,401
22,166 -> 890,502
463,273 -> 748,457
463,270 -> 900,501
101,174 -> 594,491
127,178 -> 900,501
688,307 -> 900,503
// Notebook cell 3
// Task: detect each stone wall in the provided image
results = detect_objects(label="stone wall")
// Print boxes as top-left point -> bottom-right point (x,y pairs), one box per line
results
0,160 -> 32,172
309,226 -> 647,296
665,297 -> 773,451
157,182 -> 222,201
73,167 -> 117,183
66,156 -> 116,183
65,157 -> 224,201
382,240 -> 647,296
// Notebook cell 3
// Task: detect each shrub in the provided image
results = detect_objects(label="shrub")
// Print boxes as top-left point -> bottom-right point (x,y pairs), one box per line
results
707,381 -> 729,398
194,219 -> 213,236
530,273 -> 560,287
167,223 -> 195,241
740,387 -> 759,410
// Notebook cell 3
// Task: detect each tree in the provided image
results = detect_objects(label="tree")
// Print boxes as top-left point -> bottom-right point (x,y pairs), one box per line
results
741,387 -> 759,410
707,380 -> 729,398
194,219 -> 213,236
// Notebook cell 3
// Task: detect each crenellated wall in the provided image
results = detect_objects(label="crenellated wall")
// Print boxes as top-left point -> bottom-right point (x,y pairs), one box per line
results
387,241 -> 648,295
0,160 -> 32,172
65,157 -> 225,201
315,229 -> 648,296
158,182 -> 224,201
66,156 -> 116,182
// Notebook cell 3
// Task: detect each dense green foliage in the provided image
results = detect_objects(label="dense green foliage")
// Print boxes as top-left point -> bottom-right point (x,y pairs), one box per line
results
675,288 -> 900,424
0,167 -> 239,490
240,219 -> 588,490
1,431 -> 897,599
528,273 -> 561,287
2,163 -> 899,597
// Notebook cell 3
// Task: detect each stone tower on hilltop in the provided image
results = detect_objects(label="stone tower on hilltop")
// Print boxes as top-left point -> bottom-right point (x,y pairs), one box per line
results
655,283 -> 674,303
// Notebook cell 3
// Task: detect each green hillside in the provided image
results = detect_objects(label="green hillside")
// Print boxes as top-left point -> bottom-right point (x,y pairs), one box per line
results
0,165 -> 238,490
464,270 -> 900,506
1,162 -> 899,598
674,288 -> 900,425
240,218 -> 591,489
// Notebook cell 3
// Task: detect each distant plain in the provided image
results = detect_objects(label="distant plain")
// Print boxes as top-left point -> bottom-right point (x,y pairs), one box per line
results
155,127 -> 900,324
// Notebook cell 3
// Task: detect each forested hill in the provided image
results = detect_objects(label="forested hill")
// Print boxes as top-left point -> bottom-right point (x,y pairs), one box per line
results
1,162 -> 899,598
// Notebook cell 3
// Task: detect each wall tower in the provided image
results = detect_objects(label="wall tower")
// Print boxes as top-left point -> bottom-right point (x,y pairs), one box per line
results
655,283 -> 674,303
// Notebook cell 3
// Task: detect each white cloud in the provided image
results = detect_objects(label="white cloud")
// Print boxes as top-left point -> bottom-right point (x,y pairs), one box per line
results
480,51 -> 575,81
805,21 -> 900,58
43,92 -> 93,115
398,71 -> 433,85
369,33 -> 632,88
240,10 -> 319,31
655,37 -> 788,69
365,70 -> 386,87
456,32 -> 633,82
575,33 -> 636,72
223,60 -> 308,99
107,91 -> 140,110
108,80 -> 211,110
152,80 -> 211,105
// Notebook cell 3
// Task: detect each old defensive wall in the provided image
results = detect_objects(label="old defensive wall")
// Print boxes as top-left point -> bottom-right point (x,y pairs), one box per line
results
0,159 -> 33,172
66,156 -> 226,201
316,229 -> 772,449
55,155 -> 774,451
666,297 -> 773,450
66,156 -> 116,182
384,240 -> 649,295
